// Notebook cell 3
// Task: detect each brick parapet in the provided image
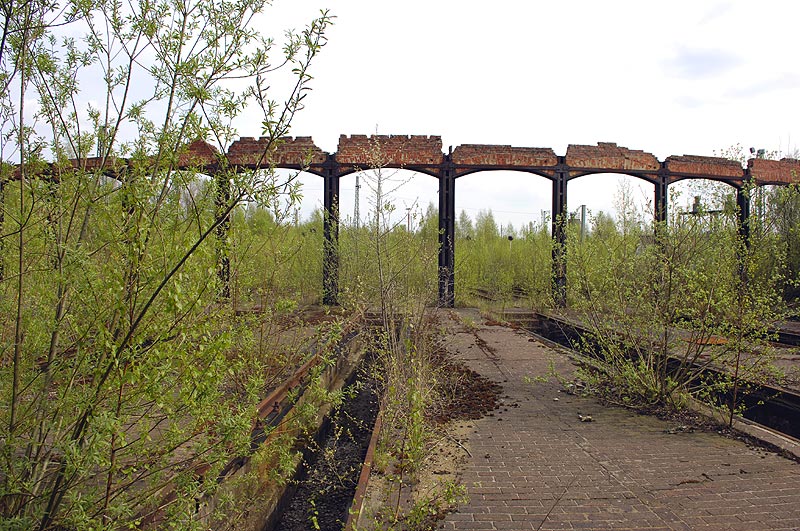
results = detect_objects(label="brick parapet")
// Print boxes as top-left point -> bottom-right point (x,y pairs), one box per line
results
227,136 -> 326,167
7,136 -> 800,187
451,145 -> 557,168
67,156 -> 125,173
748,158 -> 800,185
566,142 -> 660,173
178,139 -> 220,167
665,155 -> 744,182
336,134 -> 443,167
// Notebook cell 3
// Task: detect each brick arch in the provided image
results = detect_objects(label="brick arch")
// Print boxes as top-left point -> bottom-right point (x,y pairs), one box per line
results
227,136 -> 328,176
453,167 -> 556,181
9,135 -> 800,309
567,169 -> 662,186
663,155 -> 745,186
566,143 -> 660,177
450,144 -> 558,179
667,175 -> 744,189
748,158 -> 800,186
333,166 -> 440,179
334,134 -> 443,176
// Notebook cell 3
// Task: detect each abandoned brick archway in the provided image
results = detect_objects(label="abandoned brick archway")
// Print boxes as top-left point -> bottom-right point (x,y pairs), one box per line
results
222,134 -> 799,307
12,135 -> 799,307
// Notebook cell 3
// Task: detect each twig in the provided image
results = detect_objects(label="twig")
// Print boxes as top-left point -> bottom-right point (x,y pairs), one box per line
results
535,475 -> 578,531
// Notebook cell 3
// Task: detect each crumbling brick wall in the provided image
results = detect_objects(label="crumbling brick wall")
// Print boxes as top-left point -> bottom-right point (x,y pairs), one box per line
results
665,155 -> 744,184
227,136 -> 326,167
335,135 -> 442,168
566,142 -> 659,174
749,158 -> 800,185
451,145 -> 557,169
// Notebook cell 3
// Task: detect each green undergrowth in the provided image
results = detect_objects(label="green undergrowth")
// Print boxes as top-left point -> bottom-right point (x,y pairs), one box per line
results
564,201 -> 795,423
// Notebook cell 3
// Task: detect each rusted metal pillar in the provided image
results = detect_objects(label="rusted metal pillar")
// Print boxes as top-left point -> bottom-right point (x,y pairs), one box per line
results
215,168 -> 231,300
438,155 -> 456,308
735,173 -> 753,297
322,154 -> 340,305
654,167 -> 669,226
551,159 -> 568,307
737,173 -> 752,248
653,168 -> 669,254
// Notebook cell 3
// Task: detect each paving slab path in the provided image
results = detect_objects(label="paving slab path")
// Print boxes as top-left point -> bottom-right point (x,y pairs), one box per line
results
439,309 -> 800,531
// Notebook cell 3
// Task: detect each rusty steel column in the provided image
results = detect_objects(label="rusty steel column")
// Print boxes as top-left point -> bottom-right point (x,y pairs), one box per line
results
735,171 -> 753,292
438,155 -> 456,308
551,159 -> 568,307
215,168 -> 231,300
654,166 -> 669,226
322,154 -> 340,305
737,172 -> 752,248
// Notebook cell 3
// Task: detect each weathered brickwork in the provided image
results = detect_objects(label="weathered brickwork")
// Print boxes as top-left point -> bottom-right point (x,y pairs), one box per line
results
749,157 -> 800,185
665,154 -> 744,182
67,156 -> 125,173
12,136 -> 800,188
451,145 -> 557,169
178,139 -> 219,167
227,136 -> 326,167
566,142 -> 660,173
439,310 -> 800,531
336,134 -> 442,168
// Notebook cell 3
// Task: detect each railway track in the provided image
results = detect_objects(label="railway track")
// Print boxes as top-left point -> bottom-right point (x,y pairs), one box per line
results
772,320 -> 800,346
499,310 -> 800,442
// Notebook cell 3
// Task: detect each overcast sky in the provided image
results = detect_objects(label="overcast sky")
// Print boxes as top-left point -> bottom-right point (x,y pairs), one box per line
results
249,1 -> 800,229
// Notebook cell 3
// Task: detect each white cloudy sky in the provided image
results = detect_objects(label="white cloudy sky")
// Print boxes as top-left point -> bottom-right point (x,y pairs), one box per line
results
251,1 -> 800,229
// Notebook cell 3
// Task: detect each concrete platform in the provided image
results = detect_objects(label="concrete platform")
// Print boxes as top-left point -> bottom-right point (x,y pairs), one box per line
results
438,309 -> 800,531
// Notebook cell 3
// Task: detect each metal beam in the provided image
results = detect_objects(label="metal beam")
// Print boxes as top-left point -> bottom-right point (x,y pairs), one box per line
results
654,166 -> 669,226
0,176 -> 4,280
551,159 -> 568,307
215,170 -> 231,300
322,155 -> 340,305
438,156 -> 456,307
737,171 -> 752,248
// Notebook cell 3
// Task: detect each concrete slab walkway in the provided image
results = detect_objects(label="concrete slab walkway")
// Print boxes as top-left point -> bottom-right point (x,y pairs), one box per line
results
439,309 -> 800,531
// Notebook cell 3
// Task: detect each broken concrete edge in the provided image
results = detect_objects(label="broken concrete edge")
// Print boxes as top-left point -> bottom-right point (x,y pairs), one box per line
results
686,397 -> 800,461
